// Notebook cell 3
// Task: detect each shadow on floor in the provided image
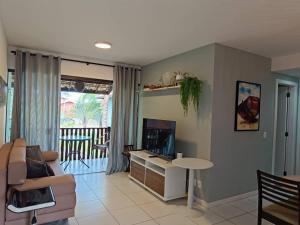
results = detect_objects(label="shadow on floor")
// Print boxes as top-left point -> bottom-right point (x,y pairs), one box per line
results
62,158 -> 108,175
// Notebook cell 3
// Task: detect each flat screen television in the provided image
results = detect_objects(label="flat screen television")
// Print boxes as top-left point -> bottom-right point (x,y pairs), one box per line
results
142,118 -> 176,159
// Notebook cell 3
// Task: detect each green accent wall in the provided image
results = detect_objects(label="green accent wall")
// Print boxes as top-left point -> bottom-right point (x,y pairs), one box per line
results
139,43 -> 288,202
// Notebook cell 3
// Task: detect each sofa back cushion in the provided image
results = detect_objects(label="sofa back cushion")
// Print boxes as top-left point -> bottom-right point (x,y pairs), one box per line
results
13,139 -> 26,148
0,143 -> 13,225
7,139 -> 27,185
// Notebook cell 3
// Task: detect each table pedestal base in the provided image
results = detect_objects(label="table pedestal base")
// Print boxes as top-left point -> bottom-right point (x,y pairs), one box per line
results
31,210 -> 37,225
188,169 -> 194,208
172,158 -> 213,209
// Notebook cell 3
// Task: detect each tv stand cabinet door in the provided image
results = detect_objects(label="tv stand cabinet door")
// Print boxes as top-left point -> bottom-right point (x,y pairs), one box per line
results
130,161 -> 145,183
145,169 -> 165,197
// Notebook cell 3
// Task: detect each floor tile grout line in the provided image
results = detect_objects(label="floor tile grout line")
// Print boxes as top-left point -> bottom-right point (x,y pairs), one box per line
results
75,172 -> 260,225
210,205 -> 250,221
82,173 -> 164,225
75,176 -> 119,221
209,193 -> 258,208
83,176 -> 122,225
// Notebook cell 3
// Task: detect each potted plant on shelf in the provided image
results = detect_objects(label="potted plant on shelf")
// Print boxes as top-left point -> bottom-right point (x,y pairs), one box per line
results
180,75 -> 203,115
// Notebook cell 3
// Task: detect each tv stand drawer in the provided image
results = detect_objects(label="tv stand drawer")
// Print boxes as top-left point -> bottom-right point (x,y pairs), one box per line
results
145,169 -> 165,197
130,161 -> 145,183
129,151 -> 186,201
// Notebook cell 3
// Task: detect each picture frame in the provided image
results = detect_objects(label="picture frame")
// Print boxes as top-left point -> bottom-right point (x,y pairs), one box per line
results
234,80 -> 261,131
0,76 -> 7,108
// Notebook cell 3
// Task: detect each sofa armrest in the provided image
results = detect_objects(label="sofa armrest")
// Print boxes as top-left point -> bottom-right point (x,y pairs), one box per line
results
11,175 -> 76,197
41,151 -> 59,162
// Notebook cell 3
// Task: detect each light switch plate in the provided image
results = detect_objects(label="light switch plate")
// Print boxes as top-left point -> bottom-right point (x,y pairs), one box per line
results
263,132 -> 267,139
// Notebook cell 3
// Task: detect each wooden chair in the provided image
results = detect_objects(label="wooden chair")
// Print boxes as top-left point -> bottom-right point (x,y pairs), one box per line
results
257,170 -> 300,225
92,139 -> 110,158
92,128 -> 111,158
122,145 -> 135,172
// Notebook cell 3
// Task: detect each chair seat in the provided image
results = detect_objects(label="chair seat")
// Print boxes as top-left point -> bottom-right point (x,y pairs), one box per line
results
122,151 -> 130,157
264,204 -> 298,225
93,144 -> 107,150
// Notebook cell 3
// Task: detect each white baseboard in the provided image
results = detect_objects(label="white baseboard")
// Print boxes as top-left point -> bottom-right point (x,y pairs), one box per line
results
207,190 -> 258,208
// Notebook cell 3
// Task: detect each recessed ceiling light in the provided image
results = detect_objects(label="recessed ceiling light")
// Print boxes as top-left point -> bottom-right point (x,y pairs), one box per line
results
94,42 -> 112,49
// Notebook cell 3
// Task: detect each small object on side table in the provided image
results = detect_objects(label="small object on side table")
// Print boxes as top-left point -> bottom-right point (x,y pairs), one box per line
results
7,186 -> 56,225
172,158 -> 213,208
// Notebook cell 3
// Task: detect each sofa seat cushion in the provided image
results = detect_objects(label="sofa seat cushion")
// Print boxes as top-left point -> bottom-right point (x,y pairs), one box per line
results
6,193 -> 76,222
263,204 -> 298,225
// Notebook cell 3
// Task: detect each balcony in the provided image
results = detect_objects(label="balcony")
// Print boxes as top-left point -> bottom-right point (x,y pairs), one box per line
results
60,127 -> 110,174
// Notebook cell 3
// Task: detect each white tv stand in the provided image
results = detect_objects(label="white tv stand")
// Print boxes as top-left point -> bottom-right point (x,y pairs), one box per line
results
129,151 -> 186,201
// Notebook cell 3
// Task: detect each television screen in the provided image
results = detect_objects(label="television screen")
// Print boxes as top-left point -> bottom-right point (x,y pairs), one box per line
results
142,118 -> 176,159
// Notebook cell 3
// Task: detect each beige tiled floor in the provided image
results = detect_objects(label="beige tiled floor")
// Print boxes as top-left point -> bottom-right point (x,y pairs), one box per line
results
47,172 -> 272,225
63,158 -> 108,175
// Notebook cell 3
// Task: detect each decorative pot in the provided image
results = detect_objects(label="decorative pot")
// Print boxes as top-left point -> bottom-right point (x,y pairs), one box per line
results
176,74 -> 184,82
162,72 -> 176,85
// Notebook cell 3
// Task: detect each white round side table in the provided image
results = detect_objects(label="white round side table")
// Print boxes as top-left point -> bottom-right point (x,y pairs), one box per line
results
172,158 -> 214,208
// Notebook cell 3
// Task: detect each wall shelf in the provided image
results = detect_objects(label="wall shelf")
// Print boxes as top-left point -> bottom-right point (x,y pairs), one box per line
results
138,85 -> 180,93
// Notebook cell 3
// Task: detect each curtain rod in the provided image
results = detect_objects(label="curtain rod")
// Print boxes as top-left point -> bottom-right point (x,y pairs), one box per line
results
11,50 -> 114,68
10,50 -> 141,71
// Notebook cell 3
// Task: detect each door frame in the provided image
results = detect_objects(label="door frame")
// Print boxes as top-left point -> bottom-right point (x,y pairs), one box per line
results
272,79 -> 298,174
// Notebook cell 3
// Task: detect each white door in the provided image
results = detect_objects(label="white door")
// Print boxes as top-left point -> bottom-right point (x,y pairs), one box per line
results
274,85 -> 297,176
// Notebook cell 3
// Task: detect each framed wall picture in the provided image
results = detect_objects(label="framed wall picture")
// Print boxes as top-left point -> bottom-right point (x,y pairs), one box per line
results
234,80 -> 261,131
0,76 -> 7,108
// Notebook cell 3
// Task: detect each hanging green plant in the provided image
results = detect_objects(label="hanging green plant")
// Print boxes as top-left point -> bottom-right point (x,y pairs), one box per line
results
180,76 -> 203,115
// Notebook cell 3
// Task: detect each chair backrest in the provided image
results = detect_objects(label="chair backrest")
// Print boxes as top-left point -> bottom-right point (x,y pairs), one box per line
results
105,127 -> 111,141
124,145 -> 134,153
257,170 -> 300,214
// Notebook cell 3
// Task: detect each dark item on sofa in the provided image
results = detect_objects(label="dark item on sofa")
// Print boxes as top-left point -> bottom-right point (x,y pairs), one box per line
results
257,170 -> 300,225
26,145 -> 54,178
7,186 -> 56,225
26,145 -> 44,161
26,158 -> 54,178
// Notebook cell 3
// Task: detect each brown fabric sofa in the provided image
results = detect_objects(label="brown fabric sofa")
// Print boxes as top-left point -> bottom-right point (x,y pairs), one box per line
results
0,139 -> 76,225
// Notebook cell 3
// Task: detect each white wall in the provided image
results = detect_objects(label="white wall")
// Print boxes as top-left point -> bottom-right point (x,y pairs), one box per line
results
0,18 -> 7,145
272,53 -> 300,72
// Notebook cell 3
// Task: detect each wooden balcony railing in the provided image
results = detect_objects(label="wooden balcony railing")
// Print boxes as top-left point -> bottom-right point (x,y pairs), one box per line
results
60,127 -> 111,161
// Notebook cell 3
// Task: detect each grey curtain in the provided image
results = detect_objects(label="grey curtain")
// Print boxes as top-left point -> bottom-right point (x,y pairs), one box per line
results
106,64 -> 140,174
11,51 -> 61,151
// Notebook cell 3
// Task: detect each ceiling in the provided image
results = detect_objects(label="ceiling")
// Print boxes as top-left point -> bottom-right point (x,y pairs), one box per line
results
1,0 -> 300,66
